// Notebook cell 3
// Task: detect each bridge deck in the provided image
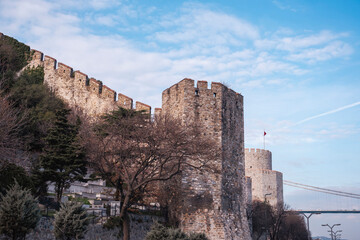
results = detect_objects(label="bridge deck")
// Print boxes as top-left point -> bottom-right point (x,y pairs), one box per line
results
291,210 -> 360,214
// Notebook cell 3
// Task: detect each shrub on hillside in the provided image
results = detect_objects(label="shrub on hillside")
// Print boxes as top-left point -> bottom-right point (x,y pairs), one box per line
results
0,181 -> 40,240
0,163 -> 34,195
54,201 -> 90,240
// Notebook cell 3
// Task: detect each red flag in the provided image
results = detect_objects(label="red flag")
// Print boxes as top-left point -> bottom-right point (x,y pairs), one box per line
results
264,131 -> 267,136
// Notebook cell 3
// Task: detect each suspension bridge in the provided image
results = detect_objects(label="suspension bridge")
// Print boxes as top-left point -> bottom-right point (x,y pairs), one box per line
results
284,180 -> 360,213
283,179 -> 360,239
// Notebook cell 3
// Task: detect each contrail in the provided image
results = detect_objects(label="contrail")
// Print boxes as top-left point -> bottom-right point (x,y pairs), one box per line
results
295,101 -> 360,125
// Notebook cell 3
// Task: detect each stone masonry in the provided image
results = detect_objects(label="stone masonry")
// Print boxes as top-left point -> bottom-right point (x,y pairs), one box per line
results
245,148 -> 283,206
29,50 -> 151,117
20,43 -> 253,239
159,79 -> 251,240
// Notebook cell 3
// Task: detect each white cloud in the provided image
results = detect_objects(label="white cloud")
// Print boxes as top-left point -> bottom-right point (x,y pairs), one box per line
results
272,0 -> 297,12
287,41 -> 353,63
93,15 -> 118,26
89,0 -> 120,10
153,7 -> 259,47
255,30 -> 352,63
277,31 -> 348,51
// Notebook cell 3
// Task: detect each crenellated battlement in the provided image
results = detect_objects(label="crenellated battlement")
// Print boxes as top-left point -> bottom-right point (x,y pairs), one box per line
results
163,78 -> 239,98
117,93 -> 133,109
58,62 -> 73,79
197,80 -> 208,89
102,85 -> 116,101
28,49 -> 151,116
135,101 -> 151,113
245,148 -> 272,171
162,79 -> 242,123
44,55 -> 57,69
245,148 -> 271,154
88,78 -> 101,94
32,49 -> 44,60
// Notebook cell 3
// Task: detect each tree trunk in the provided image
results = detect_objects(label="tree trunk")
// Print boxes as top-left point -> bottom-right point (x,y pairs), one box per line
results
115,178 -> 122,201
122,213 -> 130,240
119,193 -> 131,240
115,188 -> 120,201
56,182 -> 64,203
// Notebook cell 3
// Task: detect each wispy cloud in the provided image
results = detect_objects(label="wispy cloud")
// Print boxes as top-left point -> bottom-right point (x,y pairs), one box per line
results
255,30 -> 352,63
272,0 -> 297,12
287,41 -> 353,63
153,7 -> 259,47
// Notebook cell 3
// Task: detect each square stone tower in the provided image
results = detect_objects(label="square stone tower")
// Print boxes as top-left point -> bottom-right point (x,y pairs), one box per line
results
161,78 -> 250,240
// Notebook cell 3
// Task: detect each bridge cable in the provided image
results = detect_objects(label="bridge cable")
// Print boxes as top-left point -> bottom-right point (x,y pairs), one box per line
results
284,180 -> 360,197
284,182 -> 360,200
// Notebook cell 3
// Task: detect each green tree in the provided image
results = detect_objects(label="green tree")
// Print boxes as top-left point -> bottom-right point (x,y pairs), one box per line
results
41,109 -> 87,202
54,201 -> 90,240
0,163 -> 34,195
9,66 -> 65,151
0,181 -> 40,240
0,34 -> 30,92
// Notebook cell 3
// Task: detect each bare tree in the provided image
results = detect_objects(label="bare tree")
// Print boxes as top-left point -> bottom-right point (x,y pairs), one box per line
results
0,92 -> 25,170
86,108 -> 219,240
250,200 -> 273,240
250,200 -> 309,240
268,203 -> 288,240
278,212 -> 308,240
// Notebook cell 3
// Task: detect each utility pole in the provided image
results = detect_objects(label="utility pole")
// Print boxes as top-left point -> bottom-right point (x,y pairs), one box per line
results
301,212 -> 320,240
332,230 -> 342,240
322,224 -> 341,240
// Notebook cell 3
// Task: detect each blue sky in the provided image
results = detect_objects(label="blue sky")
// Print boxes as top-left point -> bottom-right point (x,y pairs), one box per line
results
1,0 -> 360,238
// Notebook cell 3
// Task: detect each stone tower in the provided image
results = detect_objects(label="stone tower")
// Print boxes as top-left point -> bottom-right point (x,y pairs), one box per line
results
245,148 -> 283,206
160,78 -> 251,240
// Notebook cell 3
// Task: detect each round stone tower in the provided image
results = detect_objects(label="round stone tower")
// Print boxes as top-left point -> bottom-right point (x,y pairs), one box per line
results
245,148 -> 283,207
245,148 -> 272,171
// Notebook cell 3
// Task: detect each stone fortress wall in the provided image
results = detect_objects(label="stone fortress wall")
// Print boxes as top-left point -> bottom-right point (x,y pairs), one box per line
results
245,148 -> 283,207
29,50 -> 151,117
159,79 -> 250,240
0,31 -> 284,238
26,47 -> 252,239
244,176 -> 252,206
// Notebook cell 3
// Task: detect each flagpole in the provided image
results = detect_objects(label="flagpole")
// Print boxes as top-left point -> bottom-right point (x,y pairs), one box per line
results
263,130 -> 266,150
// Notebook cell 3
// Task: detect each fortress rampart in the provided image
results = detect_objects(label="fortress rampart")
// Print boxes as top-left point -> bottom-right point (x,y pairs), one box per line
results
0,31 -> 264,238
245,148 -> 283,206
29,50 -> 151,117
161,78 -> 250,240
